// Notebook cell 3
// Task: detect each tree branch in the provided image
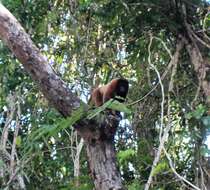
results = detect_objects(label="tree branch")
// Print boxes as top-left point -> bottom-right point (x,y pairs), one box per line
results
0,4 -> 124,190
0,3 -> 83,117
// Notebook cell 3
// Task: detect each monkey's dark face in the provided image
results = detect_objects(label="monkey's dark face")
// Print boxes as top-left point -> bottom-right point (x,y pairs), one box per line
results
115,79 -> 129,102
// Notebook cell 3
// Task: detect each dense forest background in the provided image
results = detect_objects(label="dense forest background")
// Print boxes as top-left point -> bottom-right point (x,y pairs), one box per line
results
0,0 -> 210,189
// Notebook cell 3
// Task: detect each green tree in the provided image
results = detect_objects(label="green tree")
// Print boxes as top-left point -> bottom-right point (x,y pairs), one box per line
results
0,0 -> 209,190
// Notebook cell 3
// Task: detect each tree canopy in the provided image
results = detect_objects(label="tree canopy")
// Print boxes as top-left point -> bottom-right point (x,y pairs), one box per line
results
0,0 -> 210,190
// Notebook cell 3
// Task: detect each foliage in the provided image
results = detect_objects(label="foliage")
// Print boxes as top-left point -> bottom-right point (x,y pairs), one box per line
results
0,0 -> 210,189
117,149 -> 136,165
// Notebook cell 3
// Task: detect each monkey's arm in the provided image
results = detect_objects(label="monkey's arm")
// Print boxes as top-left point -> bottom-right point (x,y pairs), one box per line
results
101,82 -> 116,103
90,88 -> 103,107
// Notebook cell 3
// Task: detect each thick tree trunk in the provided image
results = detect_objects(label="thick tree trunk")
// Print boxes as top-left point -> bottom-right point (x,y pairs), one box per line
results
183,23 -> 210,103
86,139 -> 123,190
0,3 -> 124,190
185,39 -> 210,103
84,117 -> 124,190
0,3 -> 81,117
183,22 -> 210,189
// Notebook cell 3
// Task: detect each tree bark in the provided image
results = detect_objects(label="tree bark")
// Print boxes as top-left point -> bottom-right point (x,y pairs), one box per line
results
86,138 -> 123,190
0,3 -> 124,190
84,117 -> 124,190
183,23 -> 210,104
0,4 -> 81,117
185,39 -> 210,103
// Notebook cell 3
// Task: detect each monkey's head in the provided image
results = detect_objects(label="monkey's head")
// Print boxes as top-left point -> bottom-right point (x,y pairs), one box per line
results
115,79 -> 129,102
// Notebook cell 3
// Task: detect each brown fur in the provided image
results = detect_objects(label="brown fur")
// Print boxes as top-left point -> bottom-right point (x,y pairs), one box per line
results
90,78 -> 128,107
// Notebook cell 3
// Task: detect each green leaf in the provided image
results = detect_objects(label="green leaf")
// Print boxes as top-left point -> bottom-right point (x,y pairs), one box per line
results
87,100 -> 110,119
87,99 -> 115,119
186,112 -> 193,119
202,116 -> 210,128
200,145 -> 210,156
87,99 -> 131,119
152,161 -> 169,176
107,100 -> 131,114
30,124 -> 55,141
0,159 -> 4,168
186,104 -> 206,120
16,136 -> 21,147
128,181 -> 144,190
117,149 -> 135,164
193,104 -> 206,119
47,104 -> 86,136
28,104 -> 86,140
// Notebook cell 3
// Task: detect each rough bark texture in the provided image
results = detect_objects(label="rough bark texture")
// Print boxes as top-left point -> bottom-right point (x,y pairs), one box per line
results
86,117 -> 124,190
183,23 -> 210,103
87,139 -> 123,190
185,39 -> 210,103
0,4 -> 124,190
0,3 -> 81,117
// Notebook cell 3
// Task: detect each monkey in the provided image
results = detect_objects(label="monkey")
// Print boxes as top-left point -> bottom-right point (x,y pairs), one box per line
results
90,78 -> 129,107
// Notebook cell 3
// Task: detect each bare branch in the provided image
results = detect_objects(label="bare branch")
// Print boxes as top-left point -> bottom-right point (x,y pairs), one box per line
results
128,36 -> 184,107
144,36 -> 200,190
144,34 -> 165,190
164,148 -> 201,190
10,97 -> 21,176
1,94 -> 16,149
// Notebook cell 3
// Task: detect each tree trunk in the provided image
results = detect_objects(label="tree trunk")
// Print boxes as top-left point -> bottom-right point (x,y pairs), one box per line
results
0,4 -> 124,190
183,23 -> 210,104
86,139 -> 124,190
0,3 -> 81,117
